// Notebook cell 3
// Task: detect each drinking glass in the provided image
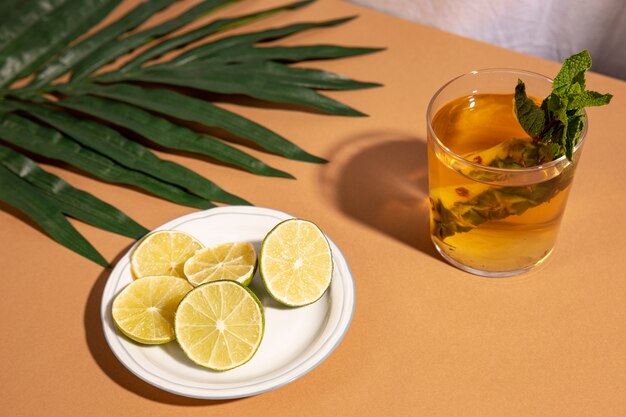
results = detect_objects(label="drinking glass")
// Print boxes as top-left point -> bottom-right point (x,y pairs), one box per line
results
426,69 -> 586,277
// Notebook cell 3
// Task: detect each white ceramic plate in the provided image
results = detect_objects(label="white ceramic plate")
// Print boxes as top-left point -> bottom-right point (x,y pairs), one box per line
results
101,206 -> 355,399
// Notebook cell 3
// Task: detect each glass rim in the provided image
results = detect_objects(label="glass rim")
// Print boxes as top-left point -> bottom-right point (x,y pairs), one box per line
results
426,68 -> 588,174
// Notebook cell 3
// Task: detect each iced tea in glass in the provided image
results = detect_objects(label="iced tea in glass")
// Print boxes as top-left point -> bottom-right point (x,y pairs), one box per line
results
427,69 -> 585,277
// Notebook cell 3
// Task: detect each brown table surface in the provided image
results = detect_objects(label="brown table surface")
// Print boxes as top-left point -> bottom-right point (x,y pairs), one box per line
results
2,1 -> 625,416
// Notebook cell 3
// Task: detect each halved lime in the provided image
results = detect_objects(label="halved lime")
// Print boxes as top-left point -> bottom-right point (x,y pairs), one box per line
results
131,230 -> 203,279
259,218 -> 333,307
112,275 -> 193,344
175,280 -> 264,371
184,242 -> 257,287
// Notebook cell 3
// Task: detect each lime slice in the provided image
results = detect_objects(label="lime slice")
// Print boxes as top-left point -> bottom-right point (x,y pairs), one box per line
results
131,230 -> 203,279
175,280 -> 264,371
112,275 -> 193,344
184,242 -> 257,287
259,218 -> 333,307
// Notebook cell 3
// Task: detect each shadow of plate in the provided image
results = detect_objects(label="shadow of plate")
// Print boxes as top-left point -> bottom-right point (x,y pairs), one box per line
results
84,247 -> 242,406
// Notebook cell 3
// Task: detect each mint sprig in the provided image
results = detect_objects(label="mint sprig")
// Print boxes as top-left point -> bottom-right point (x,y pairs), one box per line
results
514,50 -> 612,161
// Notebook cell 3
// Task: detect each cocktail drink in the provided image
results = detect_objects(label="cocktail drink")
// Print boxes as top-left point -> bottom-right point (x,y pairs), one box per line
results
426,69 -> 585,277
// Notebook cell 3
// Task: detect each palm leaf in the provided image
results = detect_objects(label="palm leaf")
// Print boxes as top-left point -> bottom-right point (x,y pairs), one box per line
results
0,0 -> 122,87
55,95 -> 293,178
198,44 -> 385,64
100,65 -> 368,116
0,0 -> 383,265
28,0 -> 177,89
164,17 -> 357,67
65,82 -> 327,162
0,163 -> 108,267
71,0 -> 239,81
0,113 -> 215,209
0,0 -> 67,52
11,100 -> 248,205
0,144 -> 148,238
119,0 -> 314,73
157,60 -> 382,90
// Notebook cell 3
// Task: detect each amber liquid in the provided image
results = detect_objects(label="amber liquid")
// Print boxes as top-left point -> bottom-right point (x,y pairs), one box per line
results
428,93 -> 572,274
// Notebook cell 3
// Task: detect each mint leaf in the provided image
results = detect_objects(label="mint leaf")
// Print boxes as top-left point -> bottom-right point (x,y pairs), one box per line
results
538,142 -> 562,161
568,90 -> 613,109
553,50 -> 592,93
513,50 -> 611,162
544,94 -> 569,149
546,93 -> 568,124
572,70 -> 586,91
567,81 -> 583,97
565,113 -> 585,159
514,79 -> 545,138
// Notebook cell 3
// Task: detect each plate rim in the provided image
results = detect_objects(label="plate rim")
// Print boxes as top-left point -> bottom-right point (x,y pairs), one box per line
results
100,206 -> 356,399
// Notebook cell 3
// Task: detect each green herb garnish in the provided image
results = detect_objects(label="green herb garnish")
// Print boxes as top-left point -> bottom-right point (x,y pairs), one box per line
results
515,50 -> 612,161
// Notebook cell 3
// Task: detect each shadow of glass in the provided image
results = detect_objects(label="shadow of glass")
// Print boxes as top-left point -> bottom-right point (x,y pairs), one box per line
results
319,132 -> 440,260
83,247 -> 243,406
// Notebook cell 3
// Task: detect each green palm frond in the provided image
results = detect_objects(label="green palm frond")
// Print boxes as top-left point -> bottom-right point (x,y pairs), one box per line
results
0,0 -> 383,265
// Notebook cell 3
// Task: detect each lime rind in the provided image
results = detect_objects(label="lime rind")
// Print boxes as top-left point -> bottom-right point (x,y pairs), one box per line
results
259,218 -> 333,307
183,242 -> 257,287
112,275 -> 193,344
174,280 -> 265,372
130,230 -> 204,279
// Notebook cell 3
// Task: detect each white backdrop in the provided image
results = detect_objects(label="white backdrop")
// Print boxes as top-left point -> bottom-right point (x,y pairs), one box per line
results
349,0 -> 626,80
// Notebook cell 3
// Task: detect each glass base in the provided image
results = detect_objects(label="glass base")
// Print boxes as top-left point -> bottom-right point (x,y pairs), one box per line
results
432,238 -> 554,278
